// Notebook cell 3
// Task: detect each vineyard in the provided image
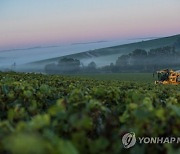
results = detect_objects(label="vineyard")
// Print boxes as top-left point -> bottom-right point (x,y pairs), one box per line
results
0,72 -> 180,154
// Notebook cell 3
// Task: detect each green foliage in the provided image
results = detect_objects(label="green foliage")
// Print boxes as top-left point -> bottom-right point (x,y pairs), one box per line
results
45,58 -> 81,74
116,46 -> 178,70
0,72 -> 180,153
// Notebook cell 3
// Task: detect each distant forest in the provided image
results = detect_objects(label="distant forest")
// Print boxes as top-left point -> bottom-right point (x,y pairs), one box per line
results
45,38 -> 180,74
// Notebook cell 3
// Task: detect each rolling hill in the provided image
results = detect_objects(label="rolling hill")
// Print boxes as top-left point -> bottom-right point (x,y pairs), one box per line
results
26,34 -> 180,70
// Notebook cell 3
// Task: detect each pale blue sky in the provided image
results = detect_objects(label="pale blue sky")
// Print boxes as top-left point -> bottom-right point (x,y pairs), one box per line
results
0,0 -> 180,49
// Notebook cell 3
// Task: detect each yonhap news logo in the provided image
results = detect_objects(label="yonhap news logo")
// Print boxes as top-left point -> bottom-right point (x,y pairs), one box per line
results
122,132 -> 180,149
122,132 -> 136,148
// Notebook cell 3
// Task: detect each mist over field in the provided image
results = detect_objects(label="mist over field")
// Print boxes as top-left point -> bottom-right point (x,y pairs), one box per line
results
0,38 -> 148,70
1,35 -> 180,73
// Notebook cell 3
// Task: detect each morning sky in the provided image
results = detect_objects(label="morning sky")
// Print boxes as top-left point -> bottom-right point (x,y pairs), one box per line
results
0,0 -> 180,49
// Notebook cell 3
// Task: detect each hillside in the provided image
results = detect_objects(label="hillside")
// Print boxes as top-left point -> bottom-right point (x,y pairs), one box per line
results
27,34 -> 180,68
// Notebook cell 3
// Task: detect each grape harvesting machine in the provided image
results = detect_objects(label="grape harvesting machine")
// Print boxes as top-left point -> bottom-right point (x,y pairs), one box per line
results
155,69 -> 180,85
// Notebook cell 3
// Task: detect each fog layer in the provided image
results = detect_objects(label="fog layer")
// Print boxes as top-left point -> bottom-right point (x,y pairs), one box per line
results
0,39 -> 150,69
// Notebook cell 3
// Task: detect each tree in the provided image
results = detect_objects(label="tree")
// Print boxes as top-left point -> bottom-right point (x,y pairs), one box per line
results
58,58 -> 80,73
45,63 -> 58,74
174,38 -> 180,49
131,49 -> 147,58
88,61 -> 96,69
116,55 -> 129,66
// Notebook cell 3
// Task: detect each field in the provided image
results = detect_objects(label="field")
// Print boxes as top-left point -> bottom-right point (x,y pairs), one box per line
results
0,72 -> 180,154
71,73 -> 155,83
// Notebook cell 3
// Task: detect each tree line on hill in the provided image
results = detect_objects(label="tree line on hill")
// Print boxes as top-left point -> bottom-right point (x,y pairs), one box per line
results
45,58 -> 98,74
45,46 -> 180,74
